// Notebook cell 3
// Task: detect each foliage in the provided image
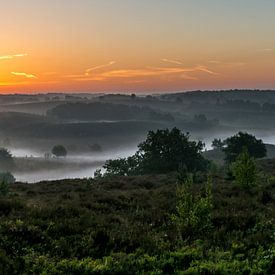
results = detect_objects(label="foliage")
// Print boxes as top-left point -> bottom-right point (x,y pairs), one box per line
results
212,138 -> 224,149
0,148 -> 14,171
0,148 -> 13,161
6,243 -> 275,274
104,155 -> 140,176
231,149 -> 259,189
138,128 -> 208,174
104,128 -> 209,176
223,132 -> 266,163
0,171 -> 274,274
171,175 -> 213,241
0,172 -> 15,196
93,169 -> 103,179
51,145 -> 67,157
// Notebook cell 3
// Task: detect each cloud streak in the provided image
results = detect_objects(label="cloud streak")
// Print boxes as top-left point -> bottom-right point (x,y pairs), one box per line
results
85,61 -> 116,76
161,58 -> 183,65
208,60 -> 245,68
0,81 -> 30,86
11,72 -> 37,79
0,53 -> 28,60
72,65 -> 218,82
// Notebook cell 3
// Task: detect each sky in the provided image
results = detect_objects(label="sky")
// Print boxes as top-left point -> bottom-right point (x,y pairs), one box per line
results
0,0 -> 275,93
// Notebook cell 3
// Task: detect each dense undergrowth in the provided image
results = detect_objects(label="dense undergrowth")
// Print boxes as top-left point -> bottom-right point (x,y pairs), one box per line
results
0,165 -> 274,274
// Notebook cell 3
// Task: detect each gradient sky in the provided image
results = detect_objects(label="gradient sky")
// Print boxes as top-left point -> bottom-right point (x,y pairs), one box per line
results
0,0 -> 275,93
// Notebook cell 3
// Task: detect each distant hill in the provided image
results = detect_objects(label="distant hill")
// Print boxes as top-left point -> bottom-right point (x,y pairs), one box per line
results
47,102 -> 175,122
0,112 -> 51,130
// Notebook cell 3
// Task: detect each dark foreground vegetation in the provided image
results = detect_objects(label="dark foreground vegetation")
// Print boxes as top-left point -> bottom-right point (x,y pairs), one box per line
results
0,128 -> 274,274
0,171 -> 274,274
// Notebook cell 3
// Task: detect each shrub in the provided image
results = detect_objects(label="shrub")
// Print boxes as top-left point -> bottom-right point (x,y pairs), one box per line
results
171,175 -> 213,241
0,172 -> 15,196
0,148 -> 14,171
231,149 -> 258,189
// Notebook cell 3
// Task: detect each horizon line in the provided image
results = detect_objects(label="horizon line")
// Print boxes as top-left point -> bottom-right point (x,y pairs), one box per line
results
1,88 -> 275,96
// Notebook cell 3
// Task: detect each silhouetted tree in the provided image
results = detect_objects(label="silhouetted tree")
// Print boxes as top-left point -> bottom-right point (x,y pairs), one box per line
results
104,128 -> 208,176
223,132 -> 266,163
137,128 -> 208,174
51,145 -> 67,157
212,138 -> 224,150
0,148 -> 14,171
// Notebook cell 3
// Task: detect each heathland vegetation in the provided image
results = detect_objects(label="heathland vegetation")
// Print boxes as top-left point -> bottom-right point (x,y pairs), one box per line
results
0,128 -> 274,274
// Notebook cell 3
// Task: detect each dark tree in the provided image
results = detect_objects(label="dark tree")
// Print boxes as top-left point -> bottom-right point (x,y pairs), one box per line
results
51,145 -> 67,157
223,132 -> 266,163
104,155 -> 140,176
0,148 -> 14,171
104,128 -> 208,176
0,148 -> 13,161
104,159 -> 129,176
212,138 -> 224,150
137,128 -> 208,174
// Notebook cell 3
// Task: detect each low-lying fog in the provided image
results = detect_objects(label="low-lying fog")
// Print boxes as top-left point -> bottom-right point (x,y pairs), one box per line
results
8,131 -> 275,183
10,147 -> 137,183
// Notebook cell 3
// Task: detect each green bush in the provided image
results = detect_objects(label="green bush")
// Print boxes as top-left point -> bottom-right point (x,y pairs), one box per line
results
20,244 -> 275,274
171,175 -> 213,242
0,172 -> 15,196
231,149 -> 258,189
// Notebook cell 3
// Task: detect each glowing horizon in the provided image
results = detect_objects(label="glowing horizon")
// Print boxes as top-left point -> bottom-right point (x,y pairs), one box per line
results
1,0 -> 275,93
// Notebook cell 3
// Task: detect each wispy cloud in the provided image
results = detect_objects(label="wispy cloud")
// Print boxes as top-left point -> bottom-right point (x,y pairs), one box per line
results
0,81 -> 30,86
208,60 -> 245,68
72,65 -> 218,82
85,61 -> 116,76
196,66 -> 218,75
0,80 -> 59,87
179,74 -> 198,80
208,60 -> 221,64
161,58 -> 183,65
13,54 -> 28,57
65,61 -> 116,79
11,72 -> 37,79
0,53 -> 28,60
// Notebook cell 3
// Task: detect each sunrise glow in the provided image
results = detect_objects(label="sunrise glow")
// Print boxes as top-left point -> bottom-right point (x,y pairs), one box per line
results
1,0 -> 275,93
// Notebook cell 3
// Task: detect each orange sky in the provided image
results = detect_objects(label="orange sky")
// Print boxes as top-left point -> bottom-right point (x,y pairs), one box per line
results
1,0 -> 275,93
